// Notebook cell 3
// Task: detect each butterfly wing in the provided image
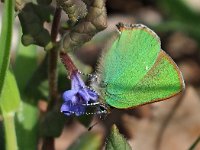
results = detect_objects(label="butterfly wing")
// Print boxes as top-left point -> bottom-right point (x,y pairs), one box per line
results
98,24 -> 161,96
105,50 -> 185,109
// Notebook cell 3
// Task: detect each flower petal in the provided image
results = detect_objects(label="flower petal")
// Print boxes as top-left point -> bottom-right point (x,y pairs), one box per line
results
71,72 -> 85,90
78,88 -> 90,102
60,102 -> 86,116
61,72 -> 99,116
60,102 -> 72,116
63,89 -> 78,102
71,95 -> 79,104
78,87 -> 99,102
73,104 -> 86,116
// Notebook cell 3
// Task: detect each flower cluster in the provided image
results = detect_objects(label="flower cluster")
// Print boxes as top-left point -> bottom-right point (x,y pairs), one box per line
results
60,71 -> 98,116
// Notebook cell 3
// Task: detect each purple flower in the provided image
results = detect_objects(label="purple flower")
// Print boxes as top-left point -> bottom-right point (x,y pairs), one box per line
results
61,71 -> 98,116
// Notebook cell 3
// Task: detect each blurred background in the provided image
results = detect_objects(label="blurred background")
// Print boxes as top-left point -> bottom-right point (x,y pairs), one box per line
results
1,0 -> 200,149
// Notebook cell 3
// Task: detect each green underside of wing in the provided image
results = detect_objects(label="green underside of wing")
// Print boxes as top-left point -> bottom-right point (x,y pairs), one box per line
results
100,28 -> 160,94
105,50 -> 184,109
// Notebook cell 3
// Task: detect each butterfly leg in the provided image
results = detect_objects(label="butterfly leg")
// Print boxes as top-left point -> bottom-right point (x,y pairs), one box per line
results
82,102 -> 110,114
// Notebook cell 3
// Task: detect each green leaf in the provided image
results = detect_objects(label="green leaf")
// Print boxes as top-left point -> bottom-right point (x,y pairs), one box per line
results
0,70 -> 20,150
0,121 -> 5,150
68,132 -> 102,150
40,108 -> 66,137
0,2 -> 19,149
14,43 -> 37,93
77,114 -> 93,127
153,21 -> 200,43
157,0 -> 200,44
0,0 -> 14,97
15,101 -> 39,150
105,124 -> 132,150
159,0 -> 200,25
0,69 -> 20,113
23,56 -> 49,101
12,40 -> 41,149
18,2 -> 53,50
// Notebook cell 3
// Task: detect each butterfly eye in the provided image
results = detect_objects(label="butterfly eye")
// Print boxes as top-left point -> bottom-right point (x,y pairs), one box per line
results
99,104 -> 108,112
99,105 -> 106,111
89,74 -> 98,83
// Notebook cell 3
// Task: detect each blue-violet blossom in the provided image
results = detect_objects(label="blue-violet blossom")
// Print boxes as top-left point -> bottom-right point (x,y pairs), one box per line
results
61,72 -> 98,116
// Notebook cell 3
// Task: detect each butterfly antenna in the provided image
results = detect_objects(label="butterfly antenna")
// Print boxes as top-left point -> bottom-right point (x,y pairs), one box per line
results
88,105 -> 109,131
88,114 -> 108,131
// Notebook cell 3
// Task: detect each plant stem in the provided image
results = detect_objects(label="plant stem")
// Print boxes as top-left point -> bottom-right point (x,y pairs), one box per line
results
0,0 -> 17,149
42,7 -> 61,150
0,0 -> 14,97
47,48 -> 58,111
51,8 -> 62,43
48,7 -> 62,110
3,113 -> 18,150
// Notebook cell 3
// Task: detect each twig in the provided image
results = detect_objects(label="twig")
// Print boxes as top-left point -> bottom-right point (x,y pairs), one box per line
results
42,7 -> 61,150
155,91 -> 186,150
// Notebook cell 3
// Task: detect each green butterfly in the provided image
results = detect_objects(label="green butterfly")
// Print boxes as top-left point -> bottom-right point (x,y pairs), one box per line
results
93,23 -> 185,110
60,23 -> 185,116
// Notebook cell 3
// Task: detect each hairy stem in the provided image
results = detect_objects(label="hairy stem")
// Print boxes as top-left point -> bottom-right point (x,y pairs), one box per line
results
59,51 -> 78,78
42,7 -> 61,150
